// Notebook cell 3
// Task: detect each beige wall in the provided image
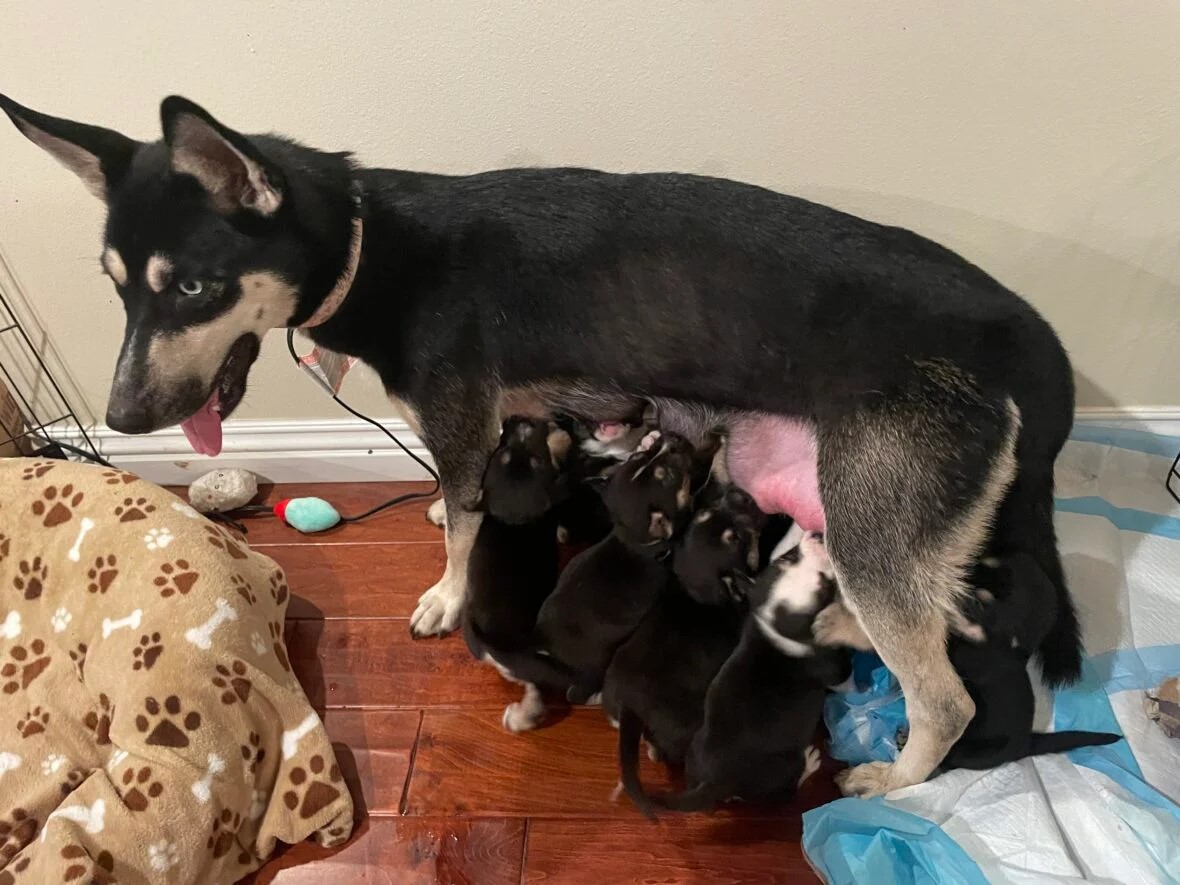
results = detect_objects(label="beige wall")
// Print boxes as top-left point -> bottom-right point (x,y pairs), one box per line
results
1,1 -> 1178,425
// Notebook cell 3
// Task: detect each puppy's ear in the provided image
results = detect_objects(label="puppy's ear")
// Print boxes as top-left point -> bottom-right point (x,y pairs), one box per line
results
161,96 -> 284,216
0,95 -> 140,202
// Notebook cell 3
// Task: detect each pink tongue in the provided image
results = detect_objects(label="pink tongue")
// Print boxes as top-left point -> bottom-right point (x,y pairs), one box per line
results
180,389 -> 224,457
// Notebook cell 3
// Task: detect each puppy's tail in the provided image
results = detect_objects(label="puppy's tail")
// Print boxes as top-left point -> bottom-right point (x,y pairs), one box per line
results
1027,730 -> 1121,757
617,708 -> 657,820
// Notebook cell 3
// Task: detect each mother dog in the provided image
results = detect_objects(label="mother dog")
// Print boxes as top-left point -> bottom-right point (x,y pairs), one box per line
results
0,95 -> 1080,798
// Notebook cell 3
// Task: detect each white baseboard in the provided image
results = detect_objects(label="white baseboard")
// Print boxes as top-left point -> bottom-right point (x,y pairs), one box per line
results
55,407 -> 1180,487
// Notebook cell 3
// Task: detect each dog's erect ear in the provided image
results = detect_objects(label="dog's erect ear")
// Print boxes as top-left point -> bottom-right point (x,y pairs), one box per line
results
160,96 -> 283,216
0,95 -> 139,202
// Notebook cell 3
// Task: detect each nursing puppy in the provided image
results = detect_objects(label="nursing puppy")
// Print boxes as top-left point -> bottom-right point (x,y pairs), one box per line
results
463,416 -> 574,732
532,431 -> 703,706
609,484 -> 762,816
649,532 -> 847,813
938,554 -> 1120,768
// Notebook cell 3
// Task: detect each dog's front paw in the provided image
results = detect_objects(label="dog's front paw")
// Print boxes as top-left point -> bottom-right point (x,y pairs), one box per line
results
502,701 -> 544,733
835,761 -> 895,798
410,577 -> 464,637
425,498 -> 447,529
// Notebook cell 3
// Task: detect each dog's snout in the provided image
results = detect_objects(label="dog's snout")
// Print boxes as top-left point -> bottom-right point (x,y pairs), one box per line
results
105,398 -> 157,435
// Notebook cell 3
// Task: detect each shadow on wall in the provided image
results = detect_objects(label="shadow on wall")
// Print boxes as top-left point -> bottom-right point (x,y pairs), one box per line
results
791,186 -> 1180,410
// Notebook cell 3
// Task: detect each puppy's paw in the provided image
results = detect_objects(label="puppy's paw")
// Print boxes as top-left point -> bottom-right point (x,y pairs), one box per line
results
835,761 -> 896,798
638,430 -> 662,452
812,603 -> 874,651
410,577 -> 464,637
799,745 -> 823,786
425,498 -> 447,529
502,701 -> 544,733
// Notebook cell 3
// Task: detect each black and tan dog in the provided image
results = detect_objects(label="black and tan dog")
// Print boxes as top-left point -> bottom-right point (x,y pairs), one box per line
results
1,94 -> 1080,796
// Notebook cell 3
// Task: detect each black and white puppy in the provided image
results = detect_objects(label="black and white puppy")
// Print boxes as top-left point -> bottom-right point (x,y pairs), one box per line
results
463,416 -> 573,732
937,553 -> 1120,769
609,484 -> 761,817
650,532 -> 847,812
532,431 -> 702,707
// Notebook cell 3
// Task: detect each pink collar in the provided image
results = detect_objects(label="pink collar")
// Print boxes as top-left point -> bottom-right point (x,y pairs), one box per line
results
300,215 -> 363,328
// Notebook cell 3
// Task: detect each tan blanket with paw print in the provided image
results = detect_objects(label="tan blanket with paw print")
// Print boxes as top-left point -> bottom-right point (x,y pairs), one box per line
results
0,458 -> 352,884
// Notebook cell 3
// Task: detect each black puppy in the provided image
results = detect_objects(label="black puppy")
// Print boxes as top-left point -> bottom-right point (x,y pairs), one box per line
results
609,484 -> 762,817
528,431 -> 704,707
937,553 -> 1120,768
649,532 -> 847,812
463,416 -> 574,732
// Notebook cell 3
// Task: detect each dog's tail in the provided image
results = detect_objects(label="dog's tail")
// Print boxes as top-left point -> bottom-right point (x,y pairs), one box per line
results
1027,730 -> 1121,757
617,708 -> 657,820
992,462 -> 1083,686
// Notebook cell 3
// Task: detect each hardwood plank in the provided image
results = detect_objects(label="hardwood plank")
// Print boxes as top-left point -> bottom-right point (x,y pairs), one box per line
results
321,710 -> 421,816
245,817 -> 525,885
262,543 -> 445,619
407,709 -> 843,819
286,620 -> 517,710
236,482 -> 441,546
522,818 -> 817,884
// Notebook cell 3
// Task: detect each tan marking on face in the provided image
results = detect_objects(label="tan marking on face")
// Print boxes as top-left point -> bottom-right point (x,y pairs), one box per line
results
145,254 -> 174,293
101,247 -> 128,286
140,271 -> 298,389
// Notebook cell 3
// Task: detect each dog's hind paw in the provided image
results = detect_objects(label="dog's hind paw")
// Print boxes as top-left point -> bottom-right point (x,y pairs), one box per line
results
425,498 -> 447,529
799,745 -> 823,786
835,761 -> 895,798
410,578 -> 464,637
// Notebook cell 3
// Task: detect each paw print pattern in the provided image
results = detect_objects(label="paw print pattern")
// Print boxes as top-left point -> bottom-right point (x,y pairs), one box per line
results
0,856 -> 31,883
231,574 -> 255,606
20,461 -> 54,480
102,468 -> 138,485
135,695 -> 201,748
16,706 -> 49,739
68,642 -> 89,678
0,808 -> 38,866
269,571 -> 290,606
119,765 -> 164,811
114,496 -> 156,522
132,633 -> 163,671
58,767 -> 85,797
268,621 -> 291,672
50,607 -> 71,633
283,754 -> 344,819
207,808 -> 242,859
86,554 -> 119,594
250,631 -> 268,656
60,843 -> 116,884
143,527 -> 174,550
212,660 -> 252,704
148,838 -> 179,872
41,753 -> 67,775
153,559 -> 199,598
13,557 -> 47,601
83,694 -> 113,746
240,732 -> 266,776
203,523 -> 249,560
30,483 -> 83,527
2,640 -> 51,694
0,533 -> 9,563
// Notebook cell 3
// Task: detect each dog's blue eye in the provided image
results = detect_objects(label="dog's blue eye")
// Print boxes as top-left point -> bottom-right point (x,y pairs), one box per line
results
177,279 -> 203,296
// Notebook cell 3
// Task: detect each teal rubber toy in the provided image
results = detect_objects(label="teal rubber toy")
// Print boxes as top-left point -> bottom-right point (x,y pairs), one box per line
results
274,497 -> 341,533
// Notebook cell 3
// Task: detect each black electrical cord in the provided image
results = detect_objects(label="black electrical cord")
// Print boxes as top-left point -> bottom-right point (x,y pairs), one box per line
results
283,328 -> 441,522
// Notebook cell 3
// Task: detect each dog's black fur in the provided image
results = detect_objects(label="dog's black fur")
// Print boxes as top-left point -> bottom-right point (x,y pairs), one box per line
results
608,483 -> 760,817
0,94 -> 1081,793
649,537 -> 849,813
940,554 -> 1120,769
528,433 -> 701,703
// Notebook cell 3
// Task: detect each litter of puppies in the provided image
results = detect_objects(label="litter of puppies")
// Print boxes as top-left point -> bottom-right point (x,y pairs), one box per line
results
458,411 -> 1122,817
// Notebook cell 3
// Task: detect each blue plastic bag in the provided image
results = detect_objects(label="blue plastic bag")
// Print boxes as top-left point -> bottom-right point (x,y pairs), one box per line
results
825,652 -> 909,765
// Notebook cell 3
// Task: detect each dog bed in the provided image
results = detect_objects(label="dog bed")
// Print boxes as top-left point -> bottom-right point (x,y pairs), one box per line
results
805,426 -> 1180,883
0,458 -> 352,884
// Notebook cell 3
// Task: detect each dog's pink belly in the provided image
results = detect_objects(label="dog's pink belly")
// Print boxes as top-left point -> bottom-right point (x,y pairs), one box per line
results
727,416 -> 825,532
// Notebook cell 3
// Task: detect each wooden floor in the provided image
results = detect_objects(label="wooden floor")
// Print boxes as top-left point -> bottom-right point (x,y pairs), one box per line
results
237,482 -> 839,884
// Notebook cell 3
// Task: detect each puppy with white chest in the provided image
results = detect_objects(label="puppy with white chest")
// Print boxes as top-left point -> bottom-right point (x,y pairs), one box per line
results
646,532 -> 848,813
608,484 -> 763,816
532,431 -> 705,707
463,416 -> 575,732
